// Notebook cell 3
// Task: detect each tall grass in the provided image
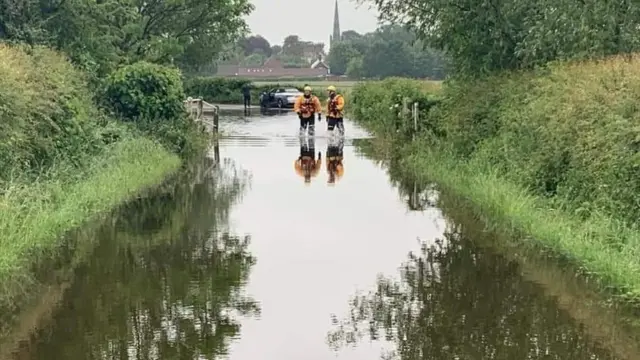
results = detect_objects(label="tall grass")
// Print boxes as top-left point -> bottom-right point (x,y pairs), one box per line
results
403,141 -> 640,302
0,138 -> 180,304
350,57 -> 640,302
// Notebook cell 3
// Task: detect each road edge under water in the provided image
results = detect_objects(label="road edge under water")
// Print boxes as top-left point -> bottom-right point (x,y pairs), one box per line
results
353,137 -> 640,360
0,141 -> 200,356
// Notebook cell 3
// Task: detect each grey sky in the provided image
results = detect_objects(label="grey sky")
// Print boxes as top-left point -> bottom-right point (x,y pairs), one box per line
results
245,0 -> 380,51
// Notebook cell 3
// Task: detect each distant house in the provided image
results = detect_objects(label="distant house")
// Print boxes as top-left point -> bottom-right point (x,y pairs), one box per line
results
215,56 -> 330,78
311,54 -> 329,70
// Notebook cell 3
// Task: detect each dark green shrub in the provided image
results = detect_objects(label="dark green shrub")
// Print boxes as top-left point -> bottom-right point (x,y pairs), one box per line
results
0,44 -> 105,182
350,78 -> 440,138
184,77 -> 250,104
104,61 -> 185,121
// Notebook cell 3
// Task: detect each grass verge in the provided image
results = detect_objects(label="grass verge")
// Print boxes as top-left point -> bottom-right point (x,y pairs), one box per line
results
398,140 -> 640,303
350,61 -> 640,304
0,137 -> 180,306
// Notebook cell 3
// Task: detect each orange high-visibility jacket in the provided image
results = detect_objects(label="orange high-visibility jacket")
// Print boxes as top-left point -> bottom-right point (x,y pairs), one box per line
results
326,94 -> 345,118
294,95 -> 322,118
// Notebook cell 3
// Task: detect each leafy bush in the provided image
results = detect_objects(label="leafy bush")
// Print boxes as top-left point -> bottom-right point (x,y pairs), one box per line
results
351,56 -> 640,225
104,61 -> 185,121
104,61 -> 207,157
350,78 -> 441,137
0,44 -> 106,182
184,77 -> 251,104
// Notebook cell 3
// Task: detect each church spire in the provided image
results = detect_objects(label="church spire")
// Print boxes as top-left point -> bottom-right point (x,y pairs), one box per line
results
330,0 -> 341,47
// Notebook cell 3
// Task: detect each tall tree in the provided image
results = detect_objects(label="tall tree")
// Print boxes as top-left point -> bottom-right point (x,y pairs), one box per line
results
327,42 -> 360,75
240,35 -> 271,56
282,34 -> 303,56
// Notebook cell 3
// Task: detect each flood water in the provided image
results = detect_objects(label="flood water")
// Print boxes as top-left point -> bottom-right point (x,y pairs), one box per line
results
3,108 -> 638,359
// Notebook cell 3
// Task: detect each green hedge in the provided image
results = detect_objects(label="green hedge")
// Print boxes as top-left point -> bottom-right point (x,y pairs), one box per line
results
104,62 -> 207,158
0,44 -> 106,182
350,77 -> 442,137
349,64 -> 640,301
352,67 -> 640,225
184,77 -> 334,105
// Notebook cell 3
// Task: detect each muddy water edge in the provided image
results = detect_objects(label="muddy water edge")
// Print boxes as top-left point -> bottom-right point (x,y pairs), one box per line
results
1,110 -> 639,359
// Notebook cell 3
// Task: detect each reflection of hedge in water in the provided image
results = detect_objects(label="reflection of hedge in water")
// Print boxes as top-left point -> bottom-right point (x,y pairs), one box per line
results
116,155 -> 250,237
331,143 -> 620,359
24,156 -> 258,358
349,136 -> 640,359
354,138 -> 437,211
326,223 -> 616,359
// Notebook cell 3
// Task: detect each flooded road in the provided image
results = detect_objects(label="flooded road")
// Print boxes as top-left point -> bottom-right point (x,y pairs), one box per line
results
3,109 -> 638,359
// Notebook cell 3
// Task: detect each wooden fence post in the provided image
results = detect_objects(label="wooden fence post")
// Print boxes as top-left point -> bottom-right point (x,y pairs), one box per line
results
412,102 -> 419,141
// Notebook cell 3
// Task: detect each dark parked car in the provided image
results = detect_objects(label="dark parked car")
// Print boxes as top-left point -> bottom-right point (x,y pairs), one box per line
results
259,87 -> 303,109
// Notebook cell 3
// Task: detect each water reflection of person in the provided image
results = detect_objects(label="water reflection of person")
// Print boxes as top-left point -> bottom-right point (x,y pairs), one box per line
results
326,137 -> 344,186
294,136 -> 322,185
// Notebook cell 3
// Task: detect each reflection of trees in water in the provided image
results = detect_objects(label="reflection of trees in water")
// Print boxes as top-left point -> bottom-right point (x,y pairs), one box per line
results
330,142 -> 618,360
353,139 -> 438,211
25,155 -> 258,359
327,223 -> 617,359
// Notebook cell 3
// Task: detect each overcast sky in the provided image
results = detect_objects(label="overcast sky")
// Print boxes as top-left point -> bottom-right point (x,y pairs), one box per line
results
245,0 -> 380,50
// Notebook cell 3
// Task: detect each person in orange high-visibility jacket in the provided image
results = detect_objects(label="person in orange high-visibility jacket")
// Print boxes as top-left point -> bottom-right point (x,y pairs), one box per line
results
294,136 -> 322,184
294,86 -> 322,136
326,137 -> 344,186
325,85 -> 345,134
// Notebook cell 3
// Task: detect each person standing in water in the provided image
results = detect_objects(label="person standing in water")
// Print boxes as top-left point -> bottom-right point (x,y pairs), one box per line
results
325,85 -> 345,134
241,82 -> 252,111
294,86 -> 322,136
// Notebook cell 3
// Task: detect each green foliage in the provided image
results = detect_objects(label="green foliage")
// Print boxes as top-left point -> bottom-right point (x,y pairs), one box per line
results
327,42 -> 360,75
104,61 -> 208,157
363,0 -> 640,76
349,59 -> 640,299
225,34 -> 324,70
327,25 -> 448,79
104,62 -> 186,121
240,35 -> 272,56
0,137 -> 179,315
346,57 -> 364,78
0,0 -> 254,76
349,78 -> 442,137
0,44 -> 105,183
184,77 -> 252,104
353,61 -> 640,224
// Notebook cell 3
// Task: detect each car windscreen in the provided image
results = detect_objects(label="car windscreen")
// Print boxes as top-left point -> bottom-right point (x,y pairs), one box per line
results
284,88 -> 300,93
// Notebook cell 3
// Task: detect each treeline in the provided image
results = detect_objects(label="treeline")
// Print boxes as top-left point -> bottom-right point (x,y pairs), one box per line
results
327,25 -> 447,79
220,34 -> 325,68
364,0 -> 640,75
